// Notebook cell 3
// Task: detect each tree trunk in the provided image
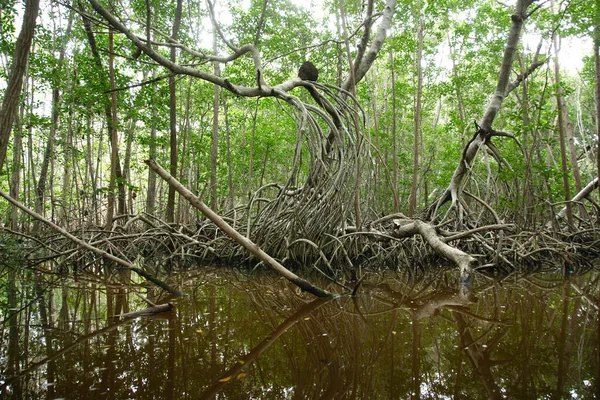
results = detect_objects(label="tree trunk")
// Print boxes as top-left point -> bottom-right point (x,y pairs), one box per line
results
10,77 -> 27,230
106,27 -> 120,229
123,118 -> 135,215
553,31 -> 573,226
34,83 -> 56,222
144,2 -> 157,216
10,125 -> 23,229
60,111 -> 74,226
564,107 -> 582,192
79,0 -> 125,228
518,54 -> 535,226
210,22 -> 220,210
146,71 -> 158,216
6,269 -> 20,395
339,0 -> 357,94
34,7 -> 73,224
177,77 -> 193,223
0,0 -> 40,171
341,0 -> 396,92
368,73 -> 382,210
166,0 -> 183,223
430,0 -> 536,218
390,50 -> 399,213
247,103 -> 258,200
594,15 -> 600,196
409,1 -> 423,217
223,93 -> 235,209
448,33 -> 467,142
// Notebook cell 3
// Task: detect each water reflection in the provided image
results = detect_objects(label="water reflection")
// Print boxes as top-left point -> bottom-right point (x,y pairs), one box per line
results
1,268 -> 599,399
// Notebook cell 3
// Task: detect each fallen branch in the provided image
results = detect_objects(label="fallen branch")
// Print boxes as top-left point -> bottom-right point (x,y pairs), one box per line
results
393,219 -> 476,279
0,189 -> 183,297
441,224 -> 514,243
145,158 -> 340,299
550,177 -> 599,226
113,302 -> 174,319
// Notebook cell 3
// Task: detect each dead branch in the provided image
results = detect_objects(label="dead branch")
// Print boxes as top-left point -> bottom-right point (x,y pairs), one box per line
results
113,302 -> 174,318
393,219 -> 476,278
0,189 -> 183,297
145,158 -> 340,299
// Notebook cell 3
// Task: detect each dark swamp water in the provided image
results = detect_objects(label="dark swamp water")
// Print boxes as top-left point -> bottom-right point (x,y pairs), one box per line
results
1,266 -> 600,399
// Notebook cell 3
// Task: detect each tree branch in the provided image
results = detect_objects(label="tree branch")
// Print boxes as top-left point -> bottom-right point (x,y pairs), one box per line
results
0,189 -> 183,296
145,158 -> 341,298
87,0 -> 271,96
342,0 -> 396,91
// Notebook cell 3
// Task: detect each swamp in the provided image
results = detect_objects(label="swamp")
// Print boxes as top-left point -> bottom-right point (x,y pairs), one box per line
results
1,267 -> 600,398
1,0 -> 600,397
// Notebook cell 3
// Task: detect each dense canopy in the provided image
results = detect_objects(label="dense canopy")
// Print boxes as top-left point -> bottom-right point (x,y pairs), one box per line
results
0,0 -> 599,292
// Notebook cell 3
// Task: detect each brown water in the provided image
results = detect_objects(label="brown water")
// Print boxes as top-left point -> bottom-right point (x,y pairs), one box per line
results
1,267 -> 599,399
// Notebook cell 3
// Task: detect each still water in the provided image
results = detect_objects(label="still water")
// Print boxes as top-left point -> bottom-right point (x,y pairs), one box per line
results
1,267 -> 599,399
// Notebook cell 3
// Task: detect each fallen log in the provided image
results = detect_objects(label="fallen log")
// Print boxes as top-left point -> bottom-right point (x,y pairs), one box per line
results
393,219 -> 476,281
113,302 -> 174,319
145,158 -> 340,299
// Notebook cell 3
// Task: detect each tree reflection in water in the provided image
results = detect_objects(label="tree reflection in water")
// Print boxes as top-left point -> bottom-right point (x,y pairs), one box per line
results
1,267 -> 599,399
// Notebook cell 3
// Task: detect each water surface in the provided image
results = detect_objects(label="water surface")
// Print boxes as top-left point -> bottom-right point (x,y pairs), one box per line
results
1,267 -> 599,399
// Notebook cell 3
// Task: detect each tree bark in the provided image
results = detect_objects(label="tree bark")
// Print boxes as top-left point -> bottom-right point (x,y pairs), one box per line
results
144,2 -> 157,216
79,0 -> 125,227
210,20 -> 220,210
0,0 -> 40,171
518,54 -> 535,225
393,219 -> 476,279
33,89 -> 56,223
10,127 -> 22,228
145,158 -> 339,298
34,7 -> 73,226
115,303 -> 173,319
10,84 -> 26,230
146,71 -> 159,216
223,93 -> 235,209
105,26 -> 121,229
553,32 -> 573,226
594,15 -> 600,195
341,0 -> 397,92
166,0 -> 183,223
390,50 -> 399,213
6,268 -> 20,395
409,1 -> 424,217
429,0 -> 537,218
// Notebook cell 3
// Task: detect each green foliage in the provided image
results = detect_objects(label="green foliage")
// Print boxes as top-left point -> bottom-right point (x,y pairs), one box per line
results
0,0 -> 595,224
0,234 -> 29,268
0,0 -> 17,55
